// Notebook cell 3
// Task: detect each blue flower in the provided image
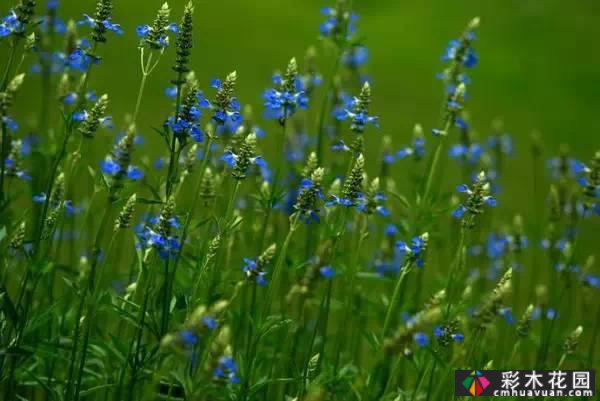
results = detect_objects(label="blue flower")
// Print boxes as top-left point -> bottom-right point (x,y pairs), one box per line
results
221,150 -> 265,171
40,15 -> 67,34
452,172 -> 497,222
33,193 -> 47,203
357,192 -> 390,217
320,5 -> 358,41
214,356 -> 240,384
263,75 -> 308,122
442,37 -> 478,68
2,116 -> 18,132
165,85 -> 178,99
166,92 -> 206,143
449,143 -> 484,165
396,233 -> 428,267
136,21 -> 179,48
499,307 -> 514,324
202,316 -> 218,330
66,48 -> 95,72
320,265 -> 335,279
325,195 -> 354,208
294,177 -> 325,224
0,10 -> 21,38
101,157 -> 144,181
136,220 -> 181,260
331,140 -> 350,152
137,5 -> 178,50
334,84 -> 379,133
242,258 -> 267,286
487,134 -> 513,156
64,200 -> 82,216
582,274 -> 600,289
413,332 -> 429,347
208,79 -> 242,129
100,158 -> 121,175
385,224 -> 398,236
179,329 -> 198,346
126,165 -> 144,181
78,14 -> 123,36
342,45 -> 369,68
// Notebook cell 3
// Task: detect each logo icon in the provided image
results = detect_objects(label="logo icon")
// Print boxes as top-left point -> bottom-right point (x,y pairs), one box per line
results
462,370 -> 490,396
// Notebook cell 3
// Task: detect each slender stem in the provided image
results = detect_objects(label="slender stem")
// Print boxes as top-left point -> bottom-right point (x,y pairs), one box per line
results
262,214 -> 300,317
315,50 -> 342,163
132,50 -> 157,126
225,180 -> 241,224
443,225 -> 466,315
34,120 -> 71,252
165,72 -> 184,199
381,261 -> 412,340
169,135 -> 214,303
298,280 -> 329,398
1,39 -> 19,90
0,121 -> 8,203
132,74 -> 149,126
71,202 -> 113,401
240,283 -> 258,401
333,214 -> 369,372
419,116 -> 453,210
160,258 -> 171,336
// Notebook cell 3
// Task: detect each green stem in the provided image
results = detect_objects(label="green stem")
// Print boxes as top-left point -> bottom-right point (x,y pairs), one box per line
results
333,214 -> 369,372
240,283 -> 258,401
0,121 -> 8,203
315,50 -> 342,163
71,203 -> 113,401
262,214 -> 300,317
419,117 -> 453,210
165,72 -> 184,199
1,39 -> 19,90
132,50 -> 158,126
381,261 -> 412,340
160,258 -> 171,336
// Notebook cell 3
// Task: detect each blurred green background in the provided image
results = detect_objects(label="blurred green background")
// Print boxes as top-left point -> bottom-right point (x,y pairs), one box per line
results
5,0 -> 600,208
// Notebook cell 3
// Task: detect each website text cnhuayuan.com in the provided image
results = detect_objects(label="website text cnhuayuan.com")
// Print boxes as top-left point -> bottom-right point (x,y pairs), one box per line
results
493,389 -> 594,397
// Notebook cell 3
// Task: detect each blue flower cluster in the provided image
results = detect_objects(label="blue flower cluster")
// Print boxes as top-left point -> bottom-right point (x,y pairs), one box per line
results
40,14 -> 67,34
394,136 -> 426,162
342,45 -> 369,69
0,10 -> 21,38
320,265 -> 336,279
178,315 -> 217,346
242,258 -> 267,286
320,5 -> 357,41
166,91 -> 209,143
448,143 -> 483,165
63,90 -> 97,106
356,192 -> 390,217
209,78 -> 242,128
78,14 -> 123,36
441,36 -> 478,69
221,150 -> 266,172
263,71 -> 308,123
32,193 -> 81,216
135,215 -> 181,259
1,115 -> 18,132
452,172 -> 497,221
573,158 -> 600,198
334,83 -> 379,133
295,177 -> 325,223
101,158 -> 143,181
213,356 -> 240,384
73,108 -> 113,128
396,233 -> 428,267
